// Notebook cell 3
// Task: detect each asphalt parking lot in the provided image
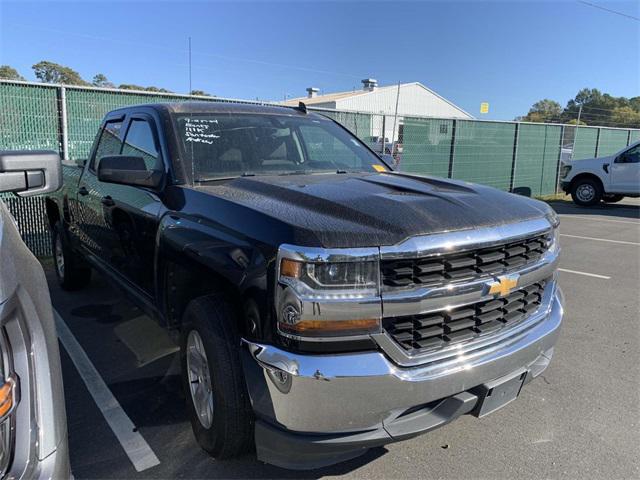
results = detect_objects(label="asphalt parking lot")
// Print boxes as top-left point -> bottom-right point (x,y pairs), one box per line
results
47,198 -> 640,479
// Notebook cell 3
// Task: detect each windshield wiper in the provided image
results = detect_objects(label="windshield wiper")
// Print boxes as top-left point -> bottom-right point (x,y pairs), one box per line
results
195,172 -> 256,183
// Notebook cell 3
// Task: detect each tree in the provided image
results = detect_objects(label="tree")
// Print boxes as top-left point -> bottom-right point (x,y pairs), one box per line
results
190,89 -> 213,97
0,65 -> 25,81
118,84 -> 146,91
521,89 -> 640,128
144,86 -> 172,93
611,107 -> 640,129
32,61 -> 88,85
92,73 -> 114,88
521,99 -> 562,123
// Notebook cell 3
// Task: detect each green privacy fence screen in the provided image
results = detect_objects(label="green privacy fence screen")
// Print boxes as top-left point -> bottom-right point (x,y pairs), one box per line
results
0,82 -> 60,152
597,128 -> 630,157
513,124 -> 562,197
452,120 -> 516,191
572,127 -> 599,160
400,117 -> 453,179
1,79 -> 639,256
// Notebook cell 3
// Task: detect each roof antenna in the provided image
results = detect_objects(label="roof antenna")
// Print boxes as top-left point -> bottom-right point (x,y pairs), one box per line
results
297,101 -> 308,114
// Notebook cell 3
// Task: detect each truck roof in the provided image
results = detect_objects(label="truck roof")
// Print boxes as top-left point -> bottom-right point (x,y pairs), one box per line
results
109,101 -> 320,118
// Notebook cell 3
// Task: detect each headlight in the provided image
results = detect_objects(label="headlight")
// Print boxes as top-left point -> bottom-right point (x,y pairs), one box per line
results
548,226 -> 560,254
545,208 -> 560,229
276,247 -> 382,339
282,258 -> 378,292
543,208 -> 560,253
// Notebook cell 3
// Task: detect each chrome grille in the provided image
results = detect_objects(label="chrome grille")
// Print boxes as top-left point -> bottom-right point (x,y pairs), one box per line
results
383,281 -> 547,352
381,234 -> 551,289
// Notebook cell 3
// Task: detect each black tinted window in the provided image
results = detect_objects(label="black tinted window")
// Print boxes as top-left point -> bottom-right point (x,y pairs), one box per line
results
92,120 -> 123,170
624,145 -> 639,163
122,119 -> 160,170
173,113 -> 387,181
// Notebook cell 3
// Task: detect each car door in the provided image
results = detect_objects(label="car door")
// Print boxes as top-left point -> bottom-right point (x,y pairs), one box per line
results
101,114 -> 165,296
611,144 -> 640,194
75,116 -> 125,260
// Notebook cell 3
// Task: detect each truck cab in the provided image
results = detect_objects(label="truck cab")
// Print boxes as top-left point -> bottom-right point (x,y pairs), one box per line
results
45,102 -> 564,470
560,141 -> 640,206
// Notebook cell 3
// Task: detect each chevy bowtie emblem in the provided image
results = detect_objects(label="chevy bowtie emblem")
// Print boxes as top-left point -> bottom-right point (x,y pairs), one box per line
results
487,274 -> 519,297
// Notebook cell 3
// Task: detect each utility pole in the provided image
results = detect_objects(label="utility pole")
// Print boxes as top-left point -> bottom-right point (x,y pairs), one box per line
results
188,37 -> 192,95
391,81 -> 401,156
571,104 -> 583,161
576,104 -> 582,126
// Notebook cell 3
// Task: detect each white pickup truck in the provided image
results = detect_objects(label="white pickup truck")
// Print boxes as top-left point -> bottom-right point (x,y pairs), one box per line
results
560,141 -> 640,206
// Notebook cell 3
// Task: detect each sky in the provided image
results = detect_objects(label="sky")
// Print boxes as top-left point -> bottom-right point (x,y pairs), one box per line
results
0,0 -> 638,120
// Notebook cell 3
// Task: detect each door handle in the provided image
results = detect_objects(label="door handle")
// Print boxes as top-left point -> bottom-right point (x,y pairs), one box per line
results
101,195 -> 115,207
78,186 -> 89,196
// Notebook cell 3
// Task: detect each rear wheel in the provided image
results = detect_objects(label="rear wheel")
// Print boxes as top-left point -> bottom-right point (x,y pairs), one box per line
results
602,194 -> 624,203
180,294 -> 253,459
52,221 -> 91,290
570,178 -> 602,206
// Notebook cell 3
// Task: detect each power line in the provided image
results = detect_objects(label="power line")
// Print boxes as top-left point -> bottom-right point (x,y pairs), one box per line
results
577,0 -> 640,21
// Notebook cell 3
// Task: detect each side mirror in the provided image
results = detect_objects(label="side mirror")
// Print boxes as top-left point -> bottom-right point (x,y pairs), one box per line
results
0,150 -> 62,196
97,155 -> 163,189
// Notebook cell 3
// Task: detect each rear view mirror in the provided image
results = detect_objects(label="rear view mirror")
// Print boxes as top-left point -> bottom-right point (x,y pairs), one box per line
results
0,150 -> 62,196
97,155 -> 163,188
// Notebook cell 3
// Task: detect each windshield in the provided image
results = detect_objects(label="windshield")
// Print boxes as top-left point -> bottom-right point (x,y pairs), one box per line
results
172,112 -> 389,181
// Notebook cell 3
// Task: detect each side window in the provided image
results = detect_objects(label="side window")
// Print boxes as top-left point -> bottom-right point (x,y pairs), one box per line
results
92,120 -> 123,170
122,119 -> 160,170
623,145 -> 639,163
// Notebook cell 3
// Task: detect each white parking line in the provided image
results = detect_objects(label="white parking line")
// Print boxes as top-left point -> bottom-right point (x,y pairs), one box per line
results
560,215 -> 640,226
560,233 -> 640,246
558,268 -> 611,280
54,309 -> 160,472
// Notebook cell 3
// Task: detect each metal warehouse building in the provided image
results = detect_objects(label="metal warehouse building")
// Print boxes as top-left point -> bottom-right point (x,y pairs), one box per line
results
283,78 -> 473,144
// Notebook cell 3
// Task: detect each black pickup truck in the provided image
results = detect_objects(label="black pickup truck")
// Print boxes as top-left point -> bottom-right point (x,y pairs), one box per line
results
46,102 -> 563,469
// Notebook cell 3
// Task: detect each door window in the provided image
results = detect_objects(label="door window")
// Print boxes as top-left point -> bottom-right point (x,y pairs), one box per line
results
122,119 -> 160,170
622,145 -> 639,163
91,120 -> 123,170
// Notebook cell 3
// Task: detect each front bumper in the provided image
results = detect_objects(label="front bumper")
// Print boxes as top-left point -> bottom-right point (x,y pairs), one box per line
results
242,287 -> 564,469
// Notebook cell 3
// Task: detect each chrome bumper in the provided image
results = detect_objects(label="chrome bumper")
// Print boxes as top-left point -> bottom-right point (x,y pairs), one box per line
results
242,286 -> 563,434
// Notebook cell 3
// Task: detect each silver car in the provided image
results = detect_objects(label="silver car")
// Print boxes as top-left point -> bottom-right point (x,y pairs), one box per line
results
0,152 -> 70,478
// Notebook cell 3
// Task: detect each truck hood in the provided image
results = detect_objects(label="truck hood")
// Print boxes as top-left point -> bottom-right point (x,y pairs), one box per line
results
565,155 -> 612,168
193,172 -> 552,248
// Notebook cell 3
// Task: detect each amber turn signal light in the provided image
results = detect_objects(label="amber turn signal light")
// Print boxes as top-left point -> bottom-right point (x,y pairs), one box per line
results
0,376 -> 17,420
280,258 -> 302,279
278,318 -> 380,337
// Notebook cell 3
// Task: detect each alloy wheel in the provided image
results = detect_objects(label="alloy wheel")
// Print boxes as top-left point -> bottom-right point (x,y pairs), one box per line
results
186,330 -> 214,429
55,235 -> 65,279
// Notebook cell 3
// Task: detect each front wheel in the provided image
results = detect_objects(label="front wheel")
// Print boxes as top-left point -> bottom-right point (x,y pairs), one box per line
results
570,178 -> 602,206
52,221 -> 91,291
180,294 -> 254,459
602,194 -> 624,203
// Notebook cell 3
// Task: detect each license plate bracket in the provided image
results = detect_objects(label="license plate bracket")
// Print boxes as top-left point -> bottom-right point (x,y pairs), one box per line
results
472,369 -> 528,417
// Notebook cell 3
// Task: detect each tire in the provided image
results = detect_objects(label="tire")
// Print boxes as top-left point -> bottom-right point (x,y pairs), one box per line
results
180,294 -> 254,459
570,178 -> 602,206
52,221 -> 92,291
603,194 -> 624,203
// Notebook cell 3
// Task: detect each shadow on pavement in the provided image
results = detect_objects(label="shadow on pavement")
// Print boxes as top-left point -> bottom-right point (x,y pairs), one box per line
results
548,199 -> 640,220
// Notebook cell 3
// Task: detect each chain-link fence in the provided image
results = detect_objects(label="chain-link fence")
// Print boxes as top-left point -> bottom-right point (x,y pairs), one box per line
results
1,79 -> 639,256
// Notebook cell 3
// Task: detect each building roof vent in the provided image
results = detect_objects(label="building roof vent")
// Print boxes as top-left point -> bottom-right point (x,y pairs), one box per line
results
306,87 -> 320,98
361,78 -> 378,91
